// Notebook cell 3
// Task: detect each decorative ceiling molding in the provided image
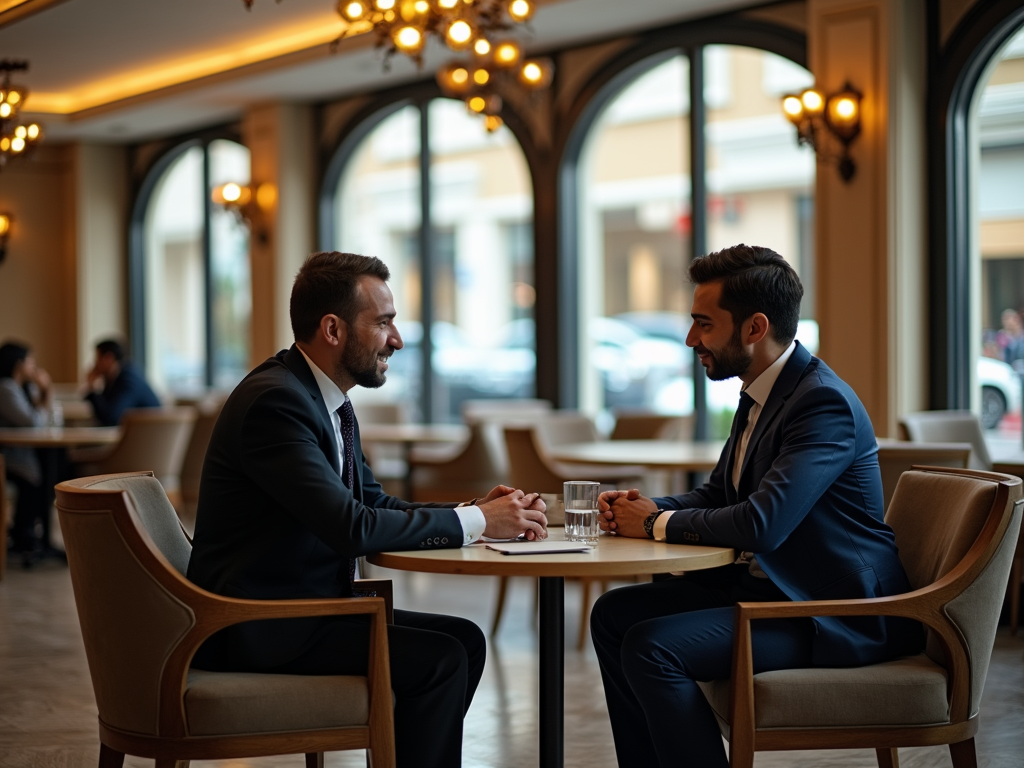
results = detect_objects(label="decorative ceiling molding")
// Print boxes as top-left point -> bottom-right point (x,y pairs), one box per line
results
0,0 -> 71,28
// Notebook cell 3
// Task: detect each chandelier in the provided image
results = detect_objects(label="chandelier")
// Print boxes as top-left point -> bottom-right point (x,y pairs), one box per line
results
242,1 -> 553,131
0,61 -> 43,168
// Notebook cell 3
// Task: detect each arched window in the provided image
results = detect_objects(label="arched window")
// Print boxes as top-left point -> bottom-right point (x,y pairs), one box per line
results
133,137 -> 252,394
329,97 -> 535,422
572,44 -> 814,435
972,23 -> 1024,442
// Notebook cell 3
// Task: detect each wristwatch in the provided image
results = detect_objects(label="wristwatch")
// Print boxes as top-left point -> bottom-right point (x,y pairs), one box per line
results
643,509 -> 665,539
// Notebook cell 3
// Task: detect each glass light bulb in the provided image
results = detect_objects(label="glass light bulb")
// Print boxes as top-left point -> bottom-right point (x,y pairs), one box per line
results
484,115 -> 503,132
222,183 -> 243,202
375,0 -> 396,8
473,68 -> 490,85
468,96 -> 486,113
438,0 -> 458,7
782,96 -> 803,117
448,20 -> 472,45
835,97 -> 856,120
801,89 -> 824,114
0,137 -> 9,151
521,62 -> 542,82
341,0 -> 365,20
14,125 -> 27,139
0,103 -> 11,118
7,90 -> 20,105
474,38 -> 491,55
508,0 -> 532,21
394,26 -> 423,51
0,215 -> 9,236
26,124 -> 40,140
494,41 -> 520,66
414,0 -> 429,12
11,137 -> 25,153
452,67 -> 469,85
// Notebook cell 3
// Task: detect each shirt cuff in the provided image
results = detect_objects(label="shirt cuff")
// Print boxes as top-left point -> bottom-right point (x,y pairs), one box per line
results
455,505 -> 486,545
653,510 -> 674,541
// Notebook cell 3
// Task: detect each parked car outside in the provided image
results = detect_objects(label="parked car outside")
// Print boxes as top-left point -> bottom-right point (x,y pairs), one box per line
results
978,355 -> 1022,430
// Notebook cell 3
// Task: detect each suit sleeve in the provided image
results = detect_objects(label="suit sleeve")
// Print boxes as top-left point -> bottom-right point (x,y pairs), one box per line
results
650,439 -> 732,511
237,386 -> 464,557
662,384 -> 858,552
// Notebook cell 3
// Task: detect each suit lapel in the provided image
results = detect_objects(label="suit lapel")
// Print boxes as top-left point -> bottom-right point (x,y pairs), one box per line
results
283,345 -> 342,475
737,342 -> 812,487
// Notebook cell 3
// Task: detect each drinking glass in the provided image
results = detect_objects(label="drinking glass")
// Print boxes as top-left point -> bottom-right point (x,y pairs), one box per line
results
563,480 -> 600,545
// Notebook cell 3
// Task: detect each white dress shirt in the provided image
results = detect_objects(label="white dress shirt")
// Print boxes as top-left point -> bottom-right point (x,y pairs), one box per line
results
653,341 -> 798,552
298,347 -> 486,545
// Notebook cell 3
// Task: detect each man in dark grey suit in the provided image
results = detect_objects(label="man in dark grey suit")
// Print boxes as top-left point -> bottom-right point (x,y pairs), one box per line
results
591,245 -> 921,768
187,251 -> 547,767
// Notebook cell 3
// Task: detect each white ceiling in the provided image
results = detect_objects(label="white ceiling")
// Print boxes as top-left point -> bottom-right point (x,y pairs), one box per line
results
2,0 -> 752,142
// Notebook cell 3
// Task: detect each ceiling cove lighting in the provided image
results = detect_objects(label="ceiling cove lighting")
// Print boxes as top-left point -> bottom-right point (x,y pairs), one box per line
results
242,0 -> 553,132
781,81 -> 861,182
0,60 -> 43,169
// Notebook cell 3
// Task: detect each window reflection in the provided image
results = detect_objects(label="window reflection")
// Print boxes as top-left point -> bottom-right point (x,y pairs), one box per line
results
975,25 -> 1024,449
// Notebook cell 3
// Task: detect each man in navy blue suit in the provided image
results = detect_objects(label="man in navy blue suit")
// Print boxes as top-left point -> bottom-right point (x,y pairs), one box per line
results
591,244 -> 922,768
84,338 -> 161,426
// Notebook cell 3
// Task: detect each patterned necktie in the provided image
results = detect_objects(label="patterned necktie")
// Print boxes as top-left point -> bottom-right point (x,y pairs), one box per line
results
338,399 -> 357,592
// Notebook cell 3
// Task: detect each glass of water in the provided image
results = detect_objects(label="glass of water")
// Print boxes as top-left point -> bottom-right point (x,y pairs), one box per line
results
564,481 -> 600,545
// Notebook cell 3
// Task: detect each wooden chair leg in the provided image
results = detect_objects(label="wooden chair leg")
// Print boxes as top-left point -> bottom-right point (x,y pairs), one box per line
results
306,752 -> 325,768
727,739 -> 753,768
491,576 -> 510,637
97,744 -> 124,768
1009,558 -> 1022,635
948,738 -> 978,768
875,747 -> 900,768
577,577 -> 593,651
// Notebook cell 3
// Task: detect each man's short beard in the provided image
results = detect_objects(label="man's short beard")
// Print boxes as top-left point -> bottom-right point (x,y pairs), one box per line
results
704,324 -> 752,381
338,335 -> 389,389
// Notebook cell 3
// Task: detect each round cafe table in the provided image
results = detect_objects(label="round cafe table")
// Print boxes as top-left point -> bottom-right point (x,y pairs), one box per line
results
358,423 -> 468,499
0,426 -> 121,448
369,528 -> 734,768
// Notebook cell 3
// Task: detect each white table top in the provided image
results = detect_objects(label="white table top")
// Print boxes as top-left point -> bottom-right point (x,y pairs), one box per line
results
548,440 -> 725,471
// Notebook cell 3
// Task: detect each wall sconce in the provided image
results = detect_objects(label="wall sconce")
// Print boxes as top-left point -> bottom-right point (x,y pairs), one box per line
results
211,181 -> 277,244
782,81 -> 862,182
0,212 -> 11,265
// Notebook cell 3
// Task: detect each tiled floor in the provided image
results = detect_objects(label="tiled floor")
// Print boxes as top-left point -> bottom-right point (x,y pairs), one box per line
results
1,558 -> 1022,767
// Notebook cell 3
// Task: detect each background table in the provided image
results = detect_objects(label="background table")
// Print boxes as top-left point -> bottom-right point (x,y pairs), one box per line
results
0,427 -> 121,448
359,423 -> 468,498
369,528 -> 734,768
550,439 -> 725,492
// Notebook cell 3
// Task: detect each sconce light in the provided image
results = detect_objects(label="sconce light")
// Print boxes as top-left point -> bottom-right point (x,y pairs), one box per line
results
0,212 -> 11,265
211,181 -> 277,243
782,81 -> 862,182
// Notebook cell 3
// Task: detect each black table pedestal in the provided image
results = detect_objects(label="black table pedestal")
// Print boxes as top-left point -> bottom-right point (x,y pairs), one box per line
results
538,576 -> 564,768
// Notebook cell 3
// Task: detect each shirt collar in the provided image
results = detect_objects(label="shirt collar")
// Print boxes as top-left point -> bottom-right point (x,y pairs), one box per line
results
297,346 -> 348,415
742,340 -> 797,407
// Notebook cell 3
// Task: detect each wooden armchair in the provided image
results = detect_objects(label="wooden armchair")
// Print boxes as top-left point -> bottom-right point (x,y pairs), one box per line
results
697,467 -> 1023,768
55,471 -> 395,768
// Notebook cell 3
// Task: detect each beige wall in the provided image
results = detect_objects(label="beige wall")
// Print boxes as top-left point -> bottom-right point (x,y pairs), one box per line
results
0,145 -> 78,381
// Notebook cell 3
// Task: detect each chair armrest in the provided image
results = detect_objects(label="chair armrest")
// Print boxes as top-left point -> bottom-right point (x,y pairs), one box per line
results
733,592 -> 933,623
356,579 -> 394,624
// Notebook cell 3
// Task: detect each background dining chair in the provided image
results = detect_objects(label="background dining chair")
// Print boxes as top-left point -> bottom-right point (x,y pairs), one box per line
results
899,410 -> 993,470
56,471 -> 396,768
69,407 -> 197,504
696,466 -> 1023,768
876,442 -> 971,511
409,421 -> 502,502
177,401 -> 224,536
609,411 -> 690,441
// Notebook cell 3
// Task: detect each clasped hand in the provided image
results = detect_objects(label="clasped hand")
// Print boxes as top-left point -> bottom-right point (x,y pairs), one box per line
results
598,488 -> 658,538
478,485 -> 548,541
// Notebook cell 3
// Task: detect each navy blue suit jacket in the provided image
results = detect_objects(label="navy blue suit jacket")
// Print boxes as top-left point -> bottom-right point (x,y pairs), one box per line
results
187,345 -> 464,669
654,343 -> 921,667
85,362 -> 161,426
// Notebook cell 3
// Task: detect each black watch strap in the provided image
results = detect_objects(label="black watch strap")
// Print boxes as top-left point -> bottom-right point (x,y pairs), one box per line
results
643,509 -> 665,539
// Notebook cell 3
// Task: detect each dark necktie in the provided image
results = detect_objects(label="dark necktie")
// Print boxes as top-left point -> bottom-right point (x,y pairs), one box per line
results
338,399 -> 357,592
730,391 -> 756,487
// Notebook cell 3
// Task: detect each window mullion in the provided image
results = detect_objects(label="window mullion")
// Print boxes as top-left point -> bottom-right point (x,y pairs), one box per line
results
418,100 -> 435,422
688,45 -> 708,441
202,142 -> 215,390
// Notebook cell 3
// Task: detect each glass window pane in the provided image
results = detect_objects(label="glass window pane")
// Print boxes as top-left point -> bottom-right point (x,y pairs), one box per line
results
974,24 -> 1024,455
428,98 -> 536,422
336,106 -> 423,418
144,145 -> 205,393
703,46 -> 816,436
208,139 -> 252,389
578,55 -> 692,427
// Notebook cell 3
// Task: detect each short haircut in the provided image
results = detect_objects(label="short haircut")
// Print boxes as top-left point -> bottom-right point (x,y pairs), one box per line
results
0,341 -> 30,379
290,252 -> 392,343
95,339 -> 125,361
689,244 -> 803,345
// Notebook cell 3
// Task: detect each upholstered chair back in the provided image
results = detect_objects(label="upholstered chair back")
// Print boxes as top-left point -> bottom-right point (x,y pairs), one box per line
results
411,422 -> 502,502
96,407 -> 198,487
899,410 -> 993,470
504,426 -> 567,494
886,469 -> 1023,716
56,472 -> 196,737
179,404 -> 223,534
536,411 -> 600,447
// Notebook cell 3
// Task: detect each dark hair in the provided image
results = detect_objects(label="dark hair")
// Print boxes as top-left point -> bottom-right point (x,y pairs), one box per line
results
95,338 -> 125,361
289,252 -> 392,343
0,341 -> 30,379
689,244 -> 803,345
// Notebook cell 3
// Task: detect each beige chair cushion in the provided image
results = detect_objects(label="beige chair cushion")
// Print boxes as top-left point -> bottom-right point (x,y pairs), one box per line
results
184,670 -> 370,736
697,654 -> 949,734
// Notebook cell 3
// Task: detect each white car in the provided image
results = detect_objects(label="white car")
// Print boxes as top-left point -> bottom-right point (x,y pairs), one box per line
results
978,356 -> 1022,430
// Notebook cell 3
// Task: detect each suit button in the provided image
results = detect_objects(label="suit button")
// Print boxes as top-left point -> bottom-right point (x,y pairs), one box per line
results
442,537 -> 448,544
433,537 -> 440,545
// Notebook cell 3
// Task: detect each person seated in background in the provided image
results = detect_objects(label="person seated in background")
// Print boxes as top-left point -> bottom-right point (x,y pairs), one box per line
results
0,341 -> 55,565
590,245 -> 923,768
187,251 -> 548,768
83,338 -> 160,426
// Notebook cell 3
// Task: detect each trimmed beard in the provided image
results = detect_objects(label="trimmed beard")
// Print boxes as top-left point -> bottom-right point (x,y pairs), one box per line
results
701,324 -> 752,381
338,334 -> 391,389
